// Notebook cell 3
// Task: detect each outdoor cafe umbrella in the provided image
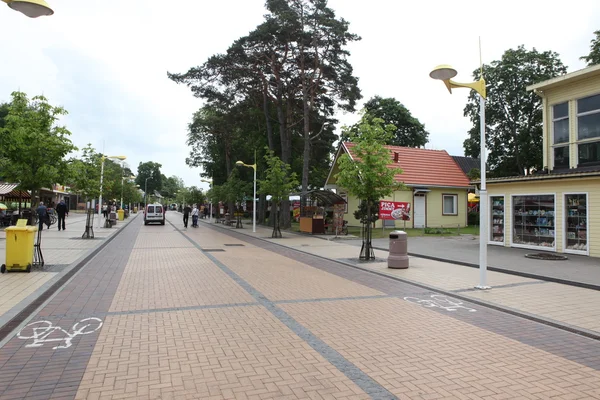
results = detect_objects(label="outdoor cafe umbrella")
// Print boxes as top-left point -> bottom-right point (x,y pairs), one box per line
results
0,203 -> 7,210
468,193 -> 479,203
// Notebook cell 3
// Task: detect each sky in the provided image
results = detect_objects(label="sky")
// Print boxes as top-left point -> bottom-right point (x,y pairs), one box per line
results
1,0 -> 599,191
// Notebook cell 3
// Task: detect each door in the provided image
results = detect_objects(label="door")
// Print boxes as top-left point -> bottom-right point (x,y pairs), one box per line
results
414,196 -> 426,228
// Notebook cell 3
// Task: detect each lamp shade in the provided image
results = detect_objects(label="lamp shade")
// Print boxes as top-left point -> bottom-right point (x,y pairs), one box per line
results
7,0 -> 53,18
429,65 -> 458,81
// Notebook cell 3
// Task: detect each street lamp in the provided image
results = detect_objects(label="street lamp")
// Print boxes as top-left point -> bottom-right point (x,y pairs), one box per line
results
144,174 -> 153,207
2,0 -> 53,18
98,155 -> 126,228
235,151 -> 257,233
200,178 -> 213,223
430,63 -> 490,290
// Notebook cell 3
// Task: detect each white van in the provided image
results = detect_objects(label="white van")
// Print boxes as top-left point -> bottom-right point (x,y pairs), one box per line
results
144,203 -> 165,225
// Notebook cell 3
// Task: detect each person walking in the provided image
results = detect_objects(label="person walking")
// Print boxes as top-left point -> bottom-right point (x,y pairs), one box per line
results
183,204 -> 191,228
36,202 -> 49,231
191,204 -> 199,228
56,199 -> 68,231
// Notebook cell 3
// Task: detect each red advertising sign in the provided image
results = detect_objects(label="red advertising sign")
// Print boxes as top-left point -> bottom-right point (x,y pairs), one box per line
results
379,201 -> 411,220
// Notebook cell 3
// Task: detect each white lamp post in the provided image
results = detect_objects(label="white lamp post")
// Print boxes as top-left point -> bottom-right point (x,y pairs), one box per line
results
98,155 -> 126,228
2,0 -> 53,18
430,64 -> 490,290
200,178 -> 213,223
235,151 -> 257,233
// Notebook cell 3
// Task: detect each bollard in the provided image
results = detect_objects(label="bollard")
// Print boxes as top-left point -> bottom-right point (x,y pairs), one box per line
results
388,230 -> 409,269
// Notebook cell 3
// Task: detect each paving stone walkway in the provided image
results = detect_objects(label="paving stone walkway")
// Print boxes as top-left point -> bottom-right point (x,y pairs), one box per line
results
0,213 -> 598,399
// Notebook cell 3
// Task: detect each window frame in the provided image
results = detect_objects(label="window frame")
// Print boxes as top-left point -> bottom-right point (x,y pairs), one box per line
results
442,194 -> 458,216
551,102 -> 570,170
576,94 -> 600,167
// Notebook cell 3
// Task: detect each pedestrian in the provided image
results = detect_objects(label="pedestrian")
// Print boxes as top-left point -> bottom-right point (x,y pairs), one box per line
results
102,203 -> 108,219
191,204 -> 199,228
183,204 -> 191,228
203,205 -> 209,219
56,198 -> 68,231
36,202 -> 49,231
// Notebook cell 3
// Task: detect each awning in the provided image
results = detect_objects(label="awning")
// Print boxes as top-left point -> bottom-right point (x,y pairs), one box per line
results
0,183 -> 31,200
292,190 -> 347,205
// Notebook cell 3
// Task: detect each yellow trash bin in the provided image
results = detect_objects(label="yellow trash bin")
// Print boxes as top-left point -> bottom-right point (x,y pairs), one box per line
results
118,209 -> 125,221
2,225 -> 37,273
133,207 -> 138,214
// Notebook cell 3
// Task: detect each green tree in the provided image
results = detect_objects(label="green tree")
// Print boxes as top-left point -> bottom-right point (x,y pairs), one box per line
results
0,91 -> 76,208
463,46 -> 567,177
344,96 -> 429,147
335,117 -> 401,260
580,30 -> 600,66
136,161 -> 163,203
222,169 -> 252,228
187,186 -> 205,206
67,144 -> 101,202
258,148 -> 298,238
161,175 -> 185,199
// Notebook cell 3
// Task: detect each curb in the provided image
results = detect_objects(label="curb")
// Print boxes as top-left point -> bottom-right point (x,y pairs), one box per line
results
0,214 -> 139,344
202,220 -> 600,342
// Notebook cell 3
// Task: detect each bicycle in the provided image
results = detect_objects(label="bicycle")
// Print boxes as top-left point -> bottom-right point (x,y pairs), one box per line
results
31,211 -> 57,227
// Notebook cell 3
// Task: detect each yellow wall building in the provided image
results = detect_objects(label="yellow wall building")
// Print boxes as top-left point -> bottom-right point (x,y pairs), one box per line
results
486,64 -> 600,256
325,143 -> 474,229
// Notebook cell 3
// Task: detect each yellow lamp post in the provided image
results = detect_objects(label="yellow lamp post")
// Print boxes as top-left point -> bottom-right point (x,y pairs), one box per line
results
200,178 -> 213,223
98,155 -> 126,229
2,0 -> 53,18
235,153 -> 257,233
430,64 -> 491,290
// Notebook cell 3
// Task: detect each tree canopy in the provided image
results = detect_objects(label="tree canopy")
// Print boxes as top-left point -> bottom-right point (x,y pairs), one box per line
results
135,161 -> 163,199
344,96 -> 429,147
580,30 -> 600,66
0,91 -> 76,204
463,46 -> 567,177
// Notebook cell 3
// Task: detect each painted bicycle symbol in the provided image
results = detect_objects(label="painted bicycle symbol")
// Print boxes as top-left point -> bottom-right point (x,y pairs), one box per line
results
17,318 -> 103,350
403,295 -> 477,312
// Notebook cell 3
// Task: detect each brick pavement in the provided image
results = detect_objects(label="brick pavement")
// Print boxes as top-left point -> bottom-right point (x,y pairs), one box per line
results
0,213 -> 599,399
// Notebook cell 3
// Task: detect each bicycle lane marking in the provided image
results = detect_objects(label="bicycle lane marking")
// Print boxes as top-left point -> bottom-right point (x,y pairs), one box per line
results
0,218 -> 142,399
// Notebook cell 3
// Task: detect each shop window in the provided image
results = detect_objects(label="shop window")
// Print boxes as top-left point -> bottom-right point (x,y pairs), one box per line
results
490,196 -> 504,244
512,195 -> 555,249
442,194 -> 458,215
565,194 -> 587,253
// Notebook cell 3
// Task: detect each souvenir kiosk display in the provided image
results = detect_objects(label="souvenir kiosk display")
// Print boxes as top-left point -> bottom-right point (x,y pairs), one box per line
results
298,190 -> 347,235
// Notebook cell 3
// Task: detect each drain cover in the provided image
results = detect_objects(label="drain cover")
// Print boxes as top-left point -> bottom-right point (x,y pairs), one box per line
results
202,248 -> 225,252
525,253 -> 568,260
224,244 -> 244,247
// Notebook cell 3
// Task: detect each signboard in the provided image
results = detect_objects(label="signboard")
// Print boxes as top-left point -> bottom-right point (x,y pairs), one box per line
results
292,202 -> 300,220
379,201 -> 411,220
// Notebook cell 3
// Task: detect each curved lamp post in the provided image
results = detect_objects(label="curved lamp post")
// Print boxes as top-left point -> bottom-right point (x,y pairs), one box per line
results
200,178 -> 213,223
235,153 -> 257,233
430,64 -> 490,290
98,155 -> 126,228
2,0 -> 53,17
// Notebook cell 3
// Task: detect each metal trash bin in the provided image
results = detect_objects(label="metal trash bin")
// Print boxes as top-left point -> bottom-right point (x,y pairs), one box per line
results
2,224 -> 37,273
118,209 -> 125,221
388,230 -> 409,269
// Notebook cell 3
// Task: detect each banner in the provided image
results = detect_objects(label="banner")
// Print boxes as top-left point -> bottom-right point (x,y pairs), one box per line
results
379,201 -> 411,220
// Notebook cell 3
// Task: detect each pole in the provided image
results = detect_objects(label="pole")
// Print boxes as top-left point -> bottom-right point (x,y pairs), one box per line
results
120,177 -> 124,210
253,166 -> 257,233
476,94 -> 490,289
97,158 -> 105,229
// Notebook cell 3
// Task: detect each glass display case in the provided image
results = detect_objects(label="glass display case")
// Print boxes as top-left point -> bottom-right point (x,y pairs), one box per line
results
512,195 -> 555,249
490,196 -> 505,244
565,194 -> 587,253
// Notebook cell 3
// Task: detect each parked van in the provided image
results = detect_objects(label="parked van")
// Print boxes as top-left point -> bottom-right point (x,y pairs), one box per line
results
144,203 -> 165,225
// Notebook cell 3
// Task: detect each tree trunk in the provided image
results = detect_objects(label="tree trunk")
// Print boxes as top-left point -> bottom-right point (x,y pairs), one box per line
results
301,83 -> 311,210
258,194 -> 266,225
262,80 -> 274,151
360,200 -> 375,260
272,202 -> 282,238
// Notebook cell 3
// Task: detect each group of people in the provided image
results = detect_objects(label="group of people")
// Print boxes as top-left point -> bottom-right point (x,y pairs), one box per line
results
182,204 -> 209,228
36,199 -> 69,231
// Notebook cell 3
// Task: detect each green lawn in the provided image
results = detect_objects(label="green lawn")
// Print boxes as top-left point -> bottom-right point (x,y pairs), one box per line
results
289,221 -> 479,238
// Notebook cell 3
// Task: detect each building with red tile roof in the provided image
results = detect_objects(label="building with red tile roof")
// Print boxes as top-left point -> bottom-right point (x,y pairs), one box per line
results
325,143 -> 474,229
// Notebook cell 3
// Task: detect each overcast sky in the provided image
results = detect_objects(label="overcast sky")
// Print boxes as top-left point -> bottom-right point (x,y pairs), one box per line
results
1,0 -> 599,190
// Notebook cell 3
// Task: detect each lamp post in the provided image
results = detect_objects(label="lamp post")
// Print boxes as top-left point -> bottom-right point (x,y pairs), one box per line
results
98,155 -> 127,229
430,63 -> 490,290
235,151 -> 257,233
200,178 -> 213,223
144,174 -> 153,208
2,0 -> 53,18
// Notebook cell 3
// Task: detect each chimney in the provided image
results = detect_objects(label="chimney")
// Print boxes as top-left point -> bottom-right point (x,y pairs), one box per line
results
393,152 -> 399,163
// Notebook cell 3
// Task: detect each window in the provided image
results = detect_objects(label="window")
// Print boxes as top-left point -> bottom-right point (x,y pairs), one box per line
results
552,102 -> 570,170
578,141 -> 600,165
553,146 -> 570,169
577,94 -> 600,166
553,102 -> 569,144
442,194 -> 458,215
